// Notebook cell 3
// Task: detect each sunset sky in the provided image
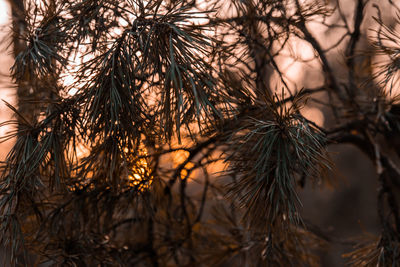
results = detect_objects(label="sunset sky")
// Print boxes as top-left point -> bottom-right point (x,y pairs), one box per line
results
0,0 -> 14,161
0,0 -> 397,161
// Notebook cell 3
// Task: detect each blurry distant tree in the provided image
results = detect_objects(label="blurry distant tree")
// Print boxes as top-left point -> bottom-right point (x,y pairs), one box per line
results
1,0 -> 400,266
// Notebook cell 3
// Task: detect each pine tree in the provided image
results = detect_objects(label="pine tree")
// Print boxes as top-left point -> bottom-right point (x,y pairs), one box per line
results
1,0 -> 400,266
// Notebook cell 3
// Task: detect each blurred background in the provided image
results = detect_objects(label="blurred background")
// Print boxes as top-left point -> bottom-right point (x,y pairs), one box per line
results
0,0 -> 397,265
0,0 -> 14,162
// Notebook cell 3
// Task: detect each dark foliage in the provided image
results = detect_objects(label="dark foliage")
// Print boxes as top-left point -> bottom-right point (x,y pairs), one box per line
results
1,0 -> 400,266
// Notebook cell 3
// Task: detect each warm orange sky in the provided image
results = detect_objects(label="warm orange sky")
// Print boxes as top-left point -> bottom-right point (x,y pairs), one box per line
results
1,0 -> 399,161
0,0 -> 15,161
